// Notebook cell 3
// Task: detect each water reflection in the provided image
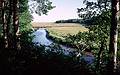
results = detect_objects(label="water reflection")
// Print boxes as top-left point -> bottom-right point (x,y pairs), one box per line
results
32,28 -> 94,64
32,28 -> 52,46
32,28 -> 77,56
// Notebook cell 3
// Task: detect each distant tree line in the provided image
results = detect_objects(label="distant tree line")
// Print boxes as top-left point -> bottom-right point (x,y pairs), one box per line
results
55,17 -> 98,26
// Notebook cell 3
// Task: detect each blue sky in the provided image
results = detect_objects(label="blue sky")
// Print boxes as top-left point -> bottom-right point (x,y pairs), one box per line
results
32,0 -> 85,22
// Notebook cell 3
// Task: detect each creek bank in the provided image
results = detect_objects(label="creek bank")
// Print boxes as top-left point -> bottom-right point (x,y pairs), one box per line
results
46,31 -> 84,49
32,28 -> 79,56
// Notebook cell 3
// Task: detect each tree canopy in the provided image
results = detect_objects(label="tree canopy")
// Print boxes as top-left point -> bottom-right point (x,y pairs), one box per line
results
77,0 -> 120,73
0,0 -> 55,48
29,0 -> 55,15
77,0 -> 111,19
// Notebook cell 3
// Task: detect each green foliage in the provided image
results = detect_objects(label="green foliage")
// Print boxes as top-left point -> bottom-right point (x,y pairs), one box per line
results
19,0 -> 29,13
77,0 -> 111,19
20,29 -> 34,46
47,0 -> 115,74
19,0 -> 33,33
29,0 -> 55,15
19,11 -> 32,32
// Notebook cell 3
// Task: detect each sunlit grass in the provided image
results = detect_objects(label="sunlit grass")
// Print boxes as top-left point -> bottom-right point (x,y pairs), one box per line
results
47,23 -> 88,38
47,26 -> 88,37
32,22 -> 88,38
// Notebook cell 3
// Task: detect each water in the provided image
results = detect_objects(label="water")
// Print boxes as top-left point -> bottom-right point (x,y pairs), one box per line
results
32,28 -> 52,46
32,28 -> 77,55
60,45 -> 77,55
32,28 -> 94,63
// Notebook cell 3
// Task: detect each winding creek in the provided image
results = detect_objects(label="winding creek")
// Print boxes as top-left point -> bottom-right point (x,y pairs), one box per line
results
32,28 -> 78,55
32,28 -> 53,46
32,28 -> 95,64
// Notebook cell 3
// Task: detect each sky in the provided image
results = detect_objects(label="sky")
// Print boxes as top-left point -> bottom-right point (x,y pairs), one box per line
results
32,0 -> 85,22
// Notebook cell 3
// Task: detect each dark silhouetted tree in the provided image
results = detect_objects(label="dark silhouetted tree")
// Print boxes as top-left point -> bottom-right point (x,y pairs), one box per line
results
108,0 -> 119,73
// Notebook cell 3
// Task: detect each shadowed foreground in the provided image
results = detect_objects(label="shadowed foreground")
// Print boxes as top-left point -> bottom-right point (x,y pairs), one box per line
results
0,47 -> 95,75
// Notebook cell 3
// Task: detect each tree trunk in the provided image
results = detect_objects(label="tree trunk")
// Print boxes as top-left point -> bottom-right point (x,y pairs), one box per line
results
1,0 -> 8,48
108,0 -> 119,74
13,0 -> 20,49
6,0 -> 13,48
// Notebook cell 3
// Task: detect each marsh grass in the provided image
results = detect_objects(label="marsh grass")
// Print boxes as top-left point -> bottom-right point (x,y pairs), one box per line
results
32,22 -> 88,39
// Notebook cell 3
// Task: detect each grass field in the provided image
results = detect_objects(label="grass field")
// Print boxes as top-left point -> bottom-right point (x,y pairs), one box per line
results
32,22 -> 88,39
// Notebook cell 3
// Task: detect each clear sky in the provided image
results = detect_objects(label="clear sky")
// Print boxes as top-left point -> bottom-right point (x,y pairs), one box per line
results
32,0 -> 85,22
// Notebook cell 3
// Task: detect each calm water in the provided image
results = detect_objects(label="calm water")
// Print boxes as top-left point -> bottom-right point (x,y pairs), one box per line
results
32,28 -> 77,55
32,28 -> 94,64
32,28 -> 52,46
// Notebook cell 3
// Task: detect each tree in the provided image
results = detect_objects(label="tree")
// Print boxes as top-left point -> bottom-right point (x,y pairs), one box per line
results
12,0 -> 19,49
29,0 -> 55,16
19,0 -> 32,32
108,0 -> 119,73
77,0 -> 111,19
0,0 -> 8,48
77,0 -> 119,74
0,0 -> 55,49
